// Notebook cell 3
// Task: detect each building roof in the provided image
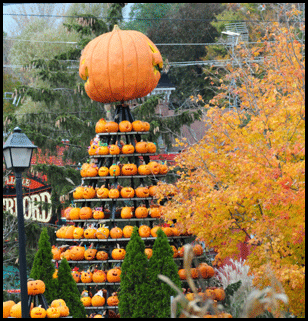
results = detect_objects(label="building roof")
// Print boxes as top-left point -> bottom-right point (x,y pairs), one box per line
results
156,72 -> 175,88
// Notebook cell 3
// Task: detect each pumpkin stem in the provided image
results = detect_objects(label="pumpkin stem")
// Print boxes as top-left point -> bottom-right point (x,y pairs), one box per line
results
113,24 -> 120,31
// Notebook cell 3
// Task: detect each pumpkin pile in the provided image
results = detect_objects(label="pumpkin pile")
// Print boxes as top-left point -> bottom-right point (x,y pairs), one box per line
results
178,263 -> 215,280
76,267 -> 121,284
95,119 -> 151,134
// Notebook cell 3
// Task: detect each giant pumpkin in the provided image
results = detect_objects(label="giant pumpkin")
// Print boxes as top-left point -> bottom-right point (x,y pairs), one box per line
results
79,25 -> 163,103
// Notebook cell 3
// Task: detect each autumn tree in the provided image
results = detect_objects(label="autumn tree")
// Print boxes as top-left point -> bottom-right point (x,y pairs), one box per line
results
157,8 -> 305,318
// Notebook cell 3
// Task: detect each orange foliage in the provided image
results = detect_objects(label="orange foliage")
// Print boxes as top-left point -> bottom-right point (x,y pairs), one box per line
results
158,12 -> 305,317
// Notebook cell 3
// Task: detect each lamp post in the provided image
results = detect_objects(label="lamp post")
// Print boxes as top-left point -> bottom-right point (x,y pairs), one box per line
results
3,127 -> 37,318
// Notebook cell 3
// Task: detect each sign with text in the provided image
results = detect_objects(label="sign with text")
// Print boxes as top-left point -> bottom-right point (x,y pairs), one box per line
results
3,174 -> 52,222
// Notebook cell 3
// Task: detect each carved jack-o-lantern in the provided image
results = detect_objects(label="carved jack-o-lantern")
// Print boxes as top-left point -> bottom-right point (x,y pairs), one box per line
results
79,25 -> 163,103
121,163 -> 138,176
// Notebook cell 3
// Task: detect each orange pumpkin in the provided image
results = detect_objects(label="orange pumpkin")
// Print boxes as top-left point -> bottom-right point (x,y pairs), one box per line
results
107,294 -> 119,306
213,288 -> 226,301
83,186 -> 96,199
138,164 -> 151,175
96,186 -> 109,199
73,227 -> 84,239
3,301 -> 16,318
162,226 -> 173,237
193,244 -> 204,256
93,209 -> 105,219
148,185 -> 158,197
149,206 -> 161,218
119,120 -> 133,132
110,227 -> 123,239
10,302 -> 22,318
70,246 -> 85,261
98,166 -> 109,176
135,141 -> 148,153
30,306 -> 46,318
81,296 -> 92,307
178,269 -> 186,280
150,226 -> 161,237
95,118 -> 107,133
109,164 -> 121,176
73,186 -> 84,199
64,225 -> 75,239
91,294 -> 105,307
143,122 -> 150,131
71,270 -> 81,283
112,246 -> 126,260
63,206 -> 73,219
51,245 -> 62,260
121,163 -> 137,176
96,251 -> 108,260
103,121 -> 119,133
123,225 -> 134,238
122,144 -> 135,154
92,270 -> 107,283
96,144 -> 109,155
96,226 -> 110,239
84,228 -> 97,239
197,263 -> 215,279
135,186 -> 150,198
88,144 -> 98,156
81,271 -> 93,283
139,225 -> 151,238
109,144 -> 120,155
144,248 -> 153,259
79,25 -> 163,103
159,162 -> 168,174
132,120 -> 144,132
46,307 -> 61,318
27,279 -> 45,295
107,268 -> 121,283
121,207 -> 133,219
51,299 -> 66,308
120,187 -> 135,198
86,164 -> 98,177
146,142 -> 157,153
69,207 -> 81,220
148,161 -> 160,175
80,207 -> 93,219
135,206 -> 148,218
191,268 -> 198,279
109,188 -> 120,199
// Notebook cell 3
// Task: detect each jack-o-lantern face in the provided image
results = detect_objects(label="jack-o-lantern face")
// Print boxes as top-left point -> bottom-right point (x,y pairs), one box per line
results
80,207 -> 93,219
121,207 -> 133,219
96,145 -> 109,155
121,164 -> 137,176
96,226 -> 110,239
93,210 -> 104,219
119,120 -> 132,132
73,227 -> 84,239
159,163 -> 168,174
84,228 -> 97,239
98,166 -> 109,177
84,248 -> 97,261
120,187 -> 135,198
110,227 -> 123,239
79,25 -> 163,103
121,144 -> 135,154
88,144 -> 98,156
70,246 -> 85,261
106,268 -> 121,283
96,251 -> 108,260
92,270 -> 107,283
30,306 -> 46,318
148,161 -> 160,175
135,206 -> 148,218
138,164 -> 151,175
103,121 -> 119,133
95,118 -> 106,133
73,186 -> 84,199
132,120 -> 144,132
83,186 -> 96,199
46,307 -> 61,318
27,280 -> 45,296
135,186 -> 150,198
81,271 -> 93,283
109,164 -> 121,176
71,270 -> 81,282
146,142 -> 157,153
109,144 -> 120,155
97,186 -> 109,199
109,188 -> 120,199
111,248 -> 126,260
135,142 -> 148,153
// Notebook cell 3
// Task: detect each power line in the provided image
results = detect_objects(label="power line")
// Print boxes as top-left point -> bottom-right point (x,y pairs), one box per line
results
3,12 -> 305,23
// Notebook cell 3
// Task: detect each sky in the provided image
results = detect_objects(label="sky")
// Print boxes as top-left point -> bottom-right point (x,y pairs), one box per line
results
3,3 -> 134,36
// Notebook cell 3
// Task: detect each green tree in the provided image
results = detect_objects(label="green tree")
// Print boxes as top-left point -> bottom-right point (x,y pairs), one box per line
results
146,228 -> 182,317
29,227 -> 58,304
118,226 -> 149,318
57,258 -> 87,318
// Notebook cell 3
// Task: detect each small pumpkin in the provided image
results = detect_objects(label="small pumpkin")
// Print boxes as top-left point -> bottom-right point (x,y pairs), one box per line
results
123,225 -> 134,238
96,186 -> 110,199
63,206 -> 73,219
80,207 -> 93,219
193,244 -> 203,256
159,162 -> 168,174
132,120 -> 144,132
135,186 -> 150,198
120,187 -> 135,198
109,144 -> 120,155
119,120 -> 132,132
69,246 -> 85,261
81,296 -> 92,307
30,306 -> 46,319
109,188 -> 120,199
60,250 -> 71,261
92,270 -> 107,283
148,185 -> 158,197
91,292 -> 106,307
84,248 -> 97,260
213,288 -> 226,301
58,304 -> 69,317
51,245 -> 62,260
96,144 -> 109,155
46,307 -> 61,318
73,227 -> 84,239
96,250 -> 109,260
107,268 -> 121,283
27,279 -> 45,295
144,248 -> 153,259
98,166 -> 109,176
162,226 -> 173,237
83,186 -> 96,199
148,161 -> 160,175
86,163 -> 98,177
121,163 -> 138,176
50,299 -> 66,308
149,206 -> 161,218
81,270 -> 93,283
69,207 -> 81,220
138,164 -> 151,175
121,144 -> 135,154
93,209 -> 105,219
191,268 -> 198,279
73,186 -> 84,199
109,164 -> 121,176
110,227 -> 123,239
64,225 -> 75,239
135,141 -> 148,153
112,244 -> 126,260
3,301 -> 16,318
197,263 -> 215,279
88,144 -> 98,156
146,142 -> 156,153
9,302 -> 22,318
104,121 -> 119,133
150,226 -> 161,237
178,269 -> 186,280
121,207 -> 133,219
84,227 -> 97,239
95,118 -> 107,133
96,225 -> 110,239
135,206 -> 148,218
143,122 -> 150,131
107,294 -> 119,306
139,225 -> 151,238
71,269 -> 81,283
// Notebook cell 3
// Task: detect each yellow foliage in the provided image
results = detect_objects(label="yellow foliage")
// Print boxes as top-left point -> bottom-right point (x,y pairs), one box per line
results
157,13 -> 305,318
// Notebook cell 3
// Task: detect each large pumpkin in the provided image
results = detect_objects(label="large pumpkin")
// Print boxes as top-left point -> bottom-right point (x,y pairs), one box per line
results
79,25 -> 163,103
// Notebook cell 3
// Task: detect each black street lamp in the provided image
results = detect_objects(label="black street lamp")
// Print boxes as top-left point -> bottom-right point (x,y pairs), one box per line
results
3,127 -> 37,318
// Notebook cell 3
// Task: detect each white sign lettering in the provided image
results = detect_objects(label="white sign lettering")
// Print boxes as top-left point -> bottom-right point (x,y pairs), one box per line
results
3,191 -> 52,223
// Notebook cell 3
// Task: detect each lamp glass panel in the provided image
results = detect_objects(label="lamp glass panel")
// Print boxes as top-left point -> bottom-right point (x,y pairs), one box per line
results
10,147 -> 33,168
3,149 -> 12,169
